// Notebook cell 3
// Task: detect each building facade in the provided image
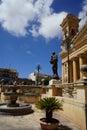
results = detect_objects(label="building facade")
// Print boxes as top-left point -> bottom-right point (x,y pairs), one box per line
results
0,68 -> 34,85
60,14 -> 87,83
0,68 -> 18,84
29,72 -> 52,85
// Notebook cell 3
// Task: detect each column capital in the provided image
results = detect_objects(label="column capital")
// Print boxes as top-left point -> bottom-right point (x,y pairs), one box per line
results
71,56 -> 78,61
78,53 -> 85,58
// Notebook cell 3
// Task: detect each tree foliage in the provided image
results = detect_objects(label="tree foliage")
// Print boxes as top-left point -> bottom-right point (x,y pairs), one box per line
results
36,97 -> 63,123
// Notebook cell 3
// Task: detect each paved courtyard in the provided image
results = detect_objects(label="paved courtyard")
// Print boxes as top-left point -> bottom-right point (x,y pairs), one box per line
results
0,105 -> 80,130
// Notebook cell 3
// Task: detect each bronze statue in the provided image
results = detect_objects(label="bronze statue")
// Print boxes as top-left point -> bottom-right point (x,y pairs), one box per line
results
50,52 -> 59,79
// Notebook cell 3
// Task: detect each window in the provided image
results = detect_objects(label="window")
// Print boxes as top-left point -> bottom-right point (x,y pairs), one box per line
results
71,29 -> 76,36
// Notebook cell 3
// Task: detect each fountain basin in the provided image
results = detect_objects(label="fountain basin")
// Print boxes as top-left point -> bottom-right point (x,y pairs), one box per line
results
0,84 -> 34,115
0,103 -> 33,115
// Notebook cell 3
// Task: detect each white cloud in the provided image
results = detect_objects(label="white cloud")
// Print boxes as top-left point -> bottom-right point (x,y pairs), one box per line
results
34,0 -> 53,20
78,0 -> 87,29
26,50 -> 32,55
2,0 -> 87,40
0,0 -> 67,39
38,12 -> 67,39
29,25 -> 39,37
0,0 -> 36,36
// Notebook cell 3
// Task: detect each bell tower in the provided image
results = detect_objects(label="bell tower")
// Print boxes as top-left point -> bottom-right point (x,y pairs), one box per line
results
60,14 -> 81,41
60,14 -> 81,83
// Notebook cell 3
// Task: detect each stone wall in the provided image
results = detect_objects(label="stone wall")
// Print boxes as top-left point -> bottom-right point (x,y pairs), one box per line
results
0,85 -> 43,104
42,83 -> 87,130
18,95 -> 41,104
56,96 -> 87,130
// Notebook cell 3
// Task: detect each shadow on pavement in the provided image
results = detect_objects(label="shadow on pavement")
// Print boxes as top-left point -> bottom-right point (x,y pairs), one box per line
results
57,124 -> 72,130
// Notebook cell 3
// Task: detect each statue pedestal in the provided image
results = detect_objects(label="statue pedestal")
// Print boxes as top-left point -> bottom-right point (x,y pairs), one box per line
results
49,79 -> 61,86
48,79 -> 62,96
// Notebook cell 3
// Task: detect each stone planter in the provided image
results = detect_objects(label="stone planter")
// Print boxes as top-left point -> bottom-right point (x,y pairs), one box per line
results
40,118 -> 59,130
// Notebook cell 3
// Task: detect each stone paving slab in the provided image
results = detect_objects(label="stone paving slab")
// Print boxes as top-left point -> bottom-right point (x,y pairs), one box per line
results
0,105 -> 81,130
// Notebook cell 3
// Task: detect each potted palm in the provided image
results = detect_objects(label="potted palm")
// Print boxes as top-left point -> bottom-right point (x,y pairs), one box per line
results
35,97 -> 63,130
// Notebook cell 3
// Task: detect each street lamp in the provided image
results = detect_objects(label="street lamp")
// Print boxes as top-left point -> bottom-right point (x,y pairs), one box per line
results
65,36 -> 73,83
36,64 -> 41,86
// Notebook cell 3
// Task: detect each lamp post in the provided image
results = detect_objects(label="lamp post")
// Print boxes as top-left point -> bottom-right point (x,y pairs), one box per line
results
36,64 -> 41,86
65,36 -> 72,83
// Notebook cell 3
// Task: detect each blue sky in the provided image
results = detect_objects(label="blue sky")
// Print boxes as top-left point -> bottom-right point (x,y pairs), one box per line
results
0,0 -> 87,78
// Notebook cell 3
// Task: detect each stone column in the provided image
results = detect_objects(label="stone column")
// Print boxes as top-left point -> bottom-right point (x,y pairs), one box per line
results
62,63 -> 64,83
73,58 -> 77,82
70,61 -> 73,82
79,56 -> 84,79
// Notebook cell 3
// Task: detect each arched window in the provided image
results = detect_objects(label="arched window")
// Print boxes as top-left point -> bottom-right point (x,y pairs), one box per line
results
71,29 -> 76,36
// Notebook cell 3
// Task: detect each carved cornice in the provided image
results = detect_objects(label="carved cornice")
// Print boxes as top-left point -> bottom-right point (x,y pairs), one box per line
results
71,57 -> 78,61
72,21 -> 87,46
78,52 -> 87,58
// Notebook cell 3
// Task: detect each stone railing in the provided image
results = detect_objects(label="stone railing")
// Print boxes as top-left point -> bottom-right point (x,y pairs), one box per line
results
0,85 -> 43,104
62,83 -> 76,98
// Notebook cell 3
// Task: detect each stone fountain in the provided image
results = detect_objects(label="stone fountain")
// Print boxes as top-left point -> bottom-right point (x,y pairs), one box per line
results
0,82 -> 33,115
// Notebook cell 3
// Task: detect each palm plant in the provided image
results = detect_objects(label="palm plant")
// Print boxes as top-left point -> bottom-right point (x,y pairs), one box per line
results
36,97 -> 63,123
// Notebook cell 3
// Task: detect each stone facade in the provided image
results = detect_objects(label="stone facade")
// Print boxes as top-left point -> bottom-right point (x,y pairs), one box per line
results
29,72 -> 52,85
0,68 -> 18,84
60,14 -> 87,83
29,72 -> 52,81
0,68 -> 34,85
0,68 -> 18,79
